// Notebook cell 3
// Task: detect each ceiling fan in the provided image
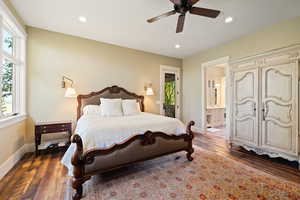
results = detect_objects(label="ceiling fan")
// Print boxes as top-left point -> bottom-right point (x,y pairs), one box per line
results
147,0 -> 221,33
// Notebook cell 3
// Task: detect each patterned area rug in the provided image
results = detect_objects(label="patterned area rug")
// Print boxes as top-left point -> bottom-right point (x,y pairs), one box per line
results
71,147 -> 300,200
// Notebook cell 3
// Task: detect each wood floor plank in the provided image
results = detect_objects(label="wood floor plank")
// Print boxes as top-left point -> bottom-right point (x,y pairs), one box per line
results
0,133 -> 299,200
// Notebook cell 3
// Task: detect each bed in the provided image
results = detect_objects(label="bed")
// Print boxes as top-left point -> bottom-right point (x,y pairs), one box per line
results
62,85 -> 195,200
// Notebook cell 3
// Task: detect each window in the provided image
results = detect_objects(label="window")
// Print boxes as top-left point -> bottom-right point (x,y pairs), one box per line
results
1,59 -> 14,115
2,29 -> 14,56
0,2 -> 27,123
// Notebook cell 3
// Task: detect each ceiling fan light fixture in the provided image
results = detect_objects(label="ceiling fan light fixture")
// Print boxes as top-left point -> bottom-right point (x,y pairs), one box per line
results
225,16 -> 233,23
147,0 -> 221,33
78,16 -> 87,23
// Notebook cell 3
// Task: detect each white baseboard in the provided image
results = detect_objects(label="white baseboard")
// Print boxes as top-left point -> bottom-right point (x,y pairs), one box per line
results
0,144 -> 27,180
0,142 -> 36,180
25,143 -> 35,152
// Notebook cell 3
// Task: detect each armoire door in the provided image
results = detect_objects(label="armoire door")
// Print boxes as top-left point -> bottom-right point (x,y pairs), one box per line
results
232,69 -> 259,146
261,63 -> 298,156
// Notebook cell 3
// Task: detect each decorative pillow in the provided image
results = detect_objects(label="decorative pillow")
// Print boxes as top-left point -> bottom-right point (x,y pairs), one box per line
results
122,99 -> 141,116
83,105 -> 102,115
100,98 -> 123,117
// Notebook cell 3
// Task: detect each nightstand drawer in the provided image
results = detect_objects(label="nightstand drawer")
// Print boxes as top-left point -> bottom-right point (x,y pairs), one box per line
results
38,127 -> 69,133
36,123 -> 71,133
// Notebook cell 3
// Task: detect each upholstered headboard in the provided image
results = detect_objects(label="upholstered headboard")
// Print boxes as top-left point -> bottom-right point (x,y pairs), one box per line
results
77,85 -> 145,120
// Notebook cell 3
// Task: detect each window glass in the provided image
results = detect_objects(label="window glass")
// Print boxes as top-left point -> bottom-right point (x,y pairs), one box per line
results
0,11 -> 26,120
2,29 -> 14,56
1,59 -> 14,115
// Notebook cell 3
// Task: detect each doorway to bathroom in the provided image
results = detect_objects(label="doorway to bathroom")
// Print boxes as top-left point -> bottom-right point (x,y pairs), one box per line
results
201,57 -> 230,139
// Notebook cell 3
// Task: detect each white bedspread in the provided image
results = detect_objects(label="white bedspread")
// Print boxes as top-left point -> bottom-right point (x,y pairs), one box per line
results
61,112 -> 186,174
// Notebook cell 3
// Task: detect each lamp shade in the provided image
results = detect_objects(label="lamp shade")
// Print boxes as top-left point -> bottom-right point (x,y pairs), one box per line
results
64,87 -> 77,98
146,87 -> 154,96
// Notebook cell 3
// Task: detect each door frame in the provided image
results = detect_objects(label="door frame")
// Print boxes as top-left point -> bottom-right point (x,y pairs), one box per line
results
160,65 -> 181,119
201,56 -> 231,139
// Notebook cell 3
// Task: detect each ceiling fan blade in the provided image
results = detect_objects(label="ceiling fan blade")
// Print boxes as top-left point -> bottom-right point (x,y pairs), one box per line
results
176,14 -> 185,33
147,10 -> 176,23
170,0 -> 182,5
190,7 -> 221,18
187,0 -> 200,6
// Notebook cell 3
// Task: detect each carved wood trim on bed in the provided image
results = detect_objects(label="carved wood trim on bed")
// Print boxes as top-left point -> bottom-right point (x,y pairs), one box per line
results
77,85 -> 145,120
83,121 -> 195,165
71,121 -> 195,200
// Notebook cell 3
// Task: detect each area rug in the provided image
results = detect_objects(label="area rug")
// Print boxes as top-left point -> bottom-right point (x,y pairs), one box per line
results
207,128 -> 221,133
71,147 -> 300,200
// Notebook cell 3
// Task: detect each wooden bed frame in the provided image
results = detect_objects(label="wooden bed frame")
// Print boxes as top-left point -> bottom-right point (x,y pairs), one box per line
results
71,86 -> 195,200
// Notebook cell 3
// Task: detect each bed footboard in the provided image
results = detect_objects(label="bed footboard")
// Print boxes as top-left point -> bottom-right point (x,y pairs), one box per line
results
71,121 -> 195,200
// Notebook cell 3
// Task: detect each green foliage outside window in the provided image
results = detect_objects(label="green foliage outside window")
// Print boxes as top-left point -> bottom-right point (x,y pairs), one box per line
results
0,98 -> 6,113
0,34 -> 13,114
4,35 -> 13,49
164,81 -> 175,105
2,61 -> 13,97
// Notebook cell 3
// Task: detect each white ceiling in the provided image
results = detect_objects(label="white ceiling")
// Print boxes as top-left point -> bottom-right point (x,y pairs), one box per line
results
11,0 -> 300,58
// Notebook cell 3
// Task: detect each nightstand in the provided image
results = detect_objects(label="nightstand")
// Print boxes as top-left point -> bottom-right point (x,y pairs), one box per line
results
35,121 -> 72,156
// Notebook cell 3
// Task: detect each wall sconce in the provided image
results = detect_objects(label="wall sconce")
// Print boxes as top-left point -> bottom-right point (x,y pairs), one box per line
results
145,83 -> 154,96
62,76 -> 77,98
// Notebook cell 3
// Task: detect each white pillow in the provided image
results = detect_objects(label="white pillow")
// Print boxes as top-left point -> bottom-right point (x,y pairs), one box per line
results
122,99 -> 141,116
83,105 -> 102,115
100,98 -> 123,117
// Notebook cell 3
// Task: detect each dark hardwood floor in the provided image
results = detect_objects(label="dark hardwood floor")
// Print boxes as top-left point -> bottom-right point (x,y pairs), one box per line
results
0,132 -> 299,200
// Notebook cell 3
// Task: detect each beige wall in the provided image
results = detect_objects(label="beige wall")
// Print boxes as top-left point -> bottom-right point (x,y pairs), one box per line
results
182,16 -> 300,128
0,1 -> 26,167
0,121 -> 26,165
26,27 -> 182,143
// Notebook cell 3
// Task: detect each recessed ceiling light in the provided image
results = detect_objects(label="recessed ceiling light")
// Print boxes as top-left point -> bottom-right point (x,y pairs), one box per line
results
175,44 -> 181,49
78,16 -> 87,23
225,16 -> 233,23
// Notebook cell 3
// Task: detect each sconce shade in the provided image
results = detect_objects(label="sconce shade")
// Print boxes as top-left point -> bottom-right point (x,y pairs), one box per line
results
146,87 -> 154,96
65,87 -> 77,98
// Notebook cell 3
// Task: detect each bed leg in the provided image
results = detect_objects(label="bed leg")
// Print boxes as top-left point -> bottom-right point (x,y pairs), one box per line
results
71,135 -> 90,200
186,121 -> 195,162
228,142 -> 233,150
72,178 -> 83,200
186,148 -> 194,161
72,176 -> 90,200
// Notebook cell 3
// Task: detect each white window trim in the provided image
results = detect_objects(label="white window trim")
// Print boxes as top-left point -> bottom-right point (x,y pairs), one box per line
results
0,1 -> 27,37
0,0 -> 27,128
0,113 -> 26,128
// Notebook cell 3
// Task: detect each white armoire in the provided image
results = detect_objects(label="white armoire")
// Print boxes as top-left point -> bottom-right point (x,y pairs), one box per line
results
229,45 -> 300,168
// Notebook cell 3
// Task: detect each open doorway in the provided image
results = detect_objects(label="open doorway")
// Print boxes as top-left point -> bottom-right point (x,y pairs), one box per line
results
164,73 -> 176,118
206,66 -> 226,137
160,65 -> 180,119
201,57 -> 230,139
